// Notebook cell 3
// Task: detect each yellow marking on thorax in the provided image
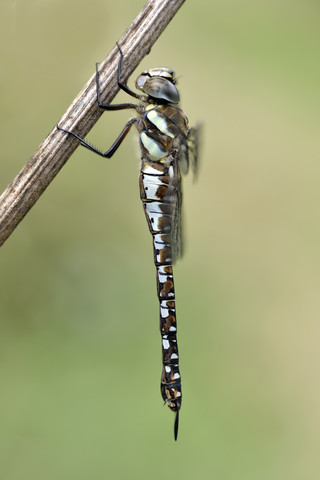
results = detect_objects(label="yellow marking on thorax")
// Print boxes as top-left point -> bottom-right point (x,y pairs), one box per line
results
140,132 -> 166,161
146,109 -> 175,138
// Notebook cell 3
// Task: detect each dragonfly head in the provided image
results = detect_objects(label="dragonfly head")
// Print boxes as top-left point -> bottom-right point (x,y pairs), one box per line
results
135,68 -> 180,104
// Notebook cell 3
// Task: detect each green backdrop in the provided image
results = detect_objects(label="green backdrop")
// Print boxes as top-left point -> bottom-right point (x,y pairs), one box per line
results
1,1 -> 319,478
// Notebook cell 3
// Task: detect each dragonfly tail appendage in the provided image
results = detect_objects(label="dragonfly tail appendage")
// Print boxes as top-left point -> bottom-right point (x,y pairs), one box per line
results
174,409 -> 179,441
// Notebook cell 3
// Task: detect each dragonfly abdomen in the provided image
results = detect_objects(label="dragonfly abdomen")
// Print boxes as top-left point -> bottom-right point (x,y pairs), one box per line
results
140,165 -> 182,425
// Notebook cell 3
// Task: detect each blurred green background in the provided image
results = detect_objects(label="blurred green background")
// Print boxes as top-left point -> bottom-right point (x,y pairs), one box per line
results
1,0 -> 319,478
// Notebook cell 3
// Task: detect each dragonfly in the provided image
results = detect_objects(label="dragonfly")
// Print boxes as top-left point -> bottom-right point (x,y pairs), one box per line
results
57,43 -> 199,440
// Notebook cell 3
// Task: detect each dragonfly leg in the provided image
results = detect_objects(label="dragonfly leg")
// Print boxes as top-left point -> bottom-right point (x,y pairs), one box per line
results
95,42 -> 143,110
57,117 -> 137,158
115,42 -> 143,100
95,60 -> 139,111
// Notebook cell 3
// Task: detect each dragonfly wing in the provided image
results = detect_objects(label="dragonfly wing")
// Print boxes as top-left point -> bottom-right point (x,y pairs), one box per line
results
188,125 -> 201,179
166,148 -> 184,264
167,127 -> 198,263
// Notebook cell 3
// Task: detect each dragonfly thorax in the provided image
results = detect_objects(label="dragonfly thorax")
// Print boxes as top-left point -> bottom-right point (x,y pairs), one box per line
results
136,68 -> 180,104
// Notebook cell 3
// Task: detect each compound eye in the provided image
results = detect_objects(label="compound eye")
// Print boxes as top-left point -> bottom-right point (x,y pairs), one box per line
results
143,77 -> 180,103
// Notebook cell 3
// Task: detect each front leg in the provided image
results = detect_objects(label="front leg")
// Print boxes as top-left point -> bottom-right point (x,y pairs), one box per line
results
95,60 -> 139,111
96,43 -> 145,110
